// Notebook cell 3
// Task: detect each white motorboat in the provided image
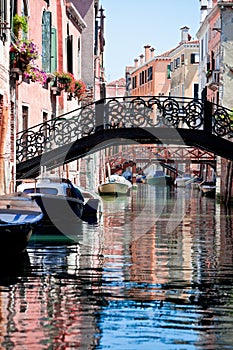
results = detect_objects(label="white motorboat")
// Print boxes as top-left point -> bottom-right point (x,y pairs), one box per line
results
17,177 -> 85,227
174,174 -> 194,187
98,174 -> 132,196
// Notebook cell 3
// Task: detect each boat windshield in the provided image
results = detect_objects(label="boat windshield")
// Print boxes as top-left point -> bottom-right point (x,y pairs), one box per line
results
23,188 -> 58,195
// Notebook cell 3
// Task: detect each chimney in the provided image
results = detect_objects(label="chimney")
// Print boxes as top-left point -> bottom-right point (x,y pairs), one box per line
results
144,45 -> 151,62
150,48 -> 155,59
139,54 -> 144,65
134,58 -> 138,68
180,26 -> 190,43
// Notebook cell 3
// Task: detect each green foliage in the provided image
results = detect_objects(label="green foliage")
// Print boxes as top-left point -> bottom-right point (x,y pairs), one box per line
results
13,14 -> 28,38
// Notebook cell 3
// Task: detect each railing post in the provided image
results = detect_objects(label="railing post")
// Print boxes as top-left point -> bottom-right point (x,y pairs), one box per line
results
203,99 -> 213,133
95,98 -> 105,132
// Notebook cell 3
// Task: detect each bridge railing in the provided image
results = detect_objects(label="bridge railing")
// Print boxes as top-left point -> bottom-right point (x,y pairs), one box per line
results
16,96 -> 233,163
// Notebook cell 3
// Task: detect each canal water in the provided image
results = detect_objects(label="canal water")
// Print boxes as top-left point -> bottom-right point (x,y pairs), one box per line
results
0,184 -> 233,349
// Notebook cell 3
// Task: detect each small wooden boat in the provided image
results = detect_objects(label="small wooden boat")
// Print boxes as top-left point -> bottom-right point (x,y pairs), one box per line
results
98,174 -> 132,196
0,192 -> 43,255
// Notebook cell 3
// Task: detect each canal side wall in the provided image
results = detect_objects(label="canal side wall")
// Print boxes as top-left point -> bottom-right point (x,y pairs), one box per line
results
217,158 -> 233,205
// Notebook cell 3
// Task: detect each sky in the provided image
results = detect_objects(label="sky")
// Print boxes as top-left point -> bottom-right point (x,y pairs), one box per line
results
100,0 -> 200,82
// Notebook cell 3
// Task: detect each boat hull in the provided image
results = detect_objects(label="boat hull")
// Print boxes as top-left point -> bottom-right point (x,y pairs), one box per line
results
175,177 -> 192,187
200,186 -> 216,198
147,176 -> 172,186
33,195 -> 84,224
0,222 -> 33,254
0,194 -> 44,255
98,182 -> 130,196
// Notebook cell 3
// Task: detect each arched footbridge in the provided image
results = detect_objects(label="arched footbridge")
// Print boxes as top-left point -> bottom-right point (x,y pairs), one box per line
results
16,96 -> 233,179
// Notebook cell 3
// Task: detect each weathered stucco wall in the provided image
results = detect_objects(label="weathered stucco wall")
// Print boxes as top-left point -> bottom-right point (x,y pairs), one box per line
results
221,6 -> 233,109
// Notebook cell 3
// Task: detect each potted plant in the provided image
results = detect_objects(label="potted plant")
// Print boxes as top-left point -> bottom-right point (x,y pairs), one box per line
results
24,66 -> 48,85
10,39 -> 39,69
54,71 -> 74,91
73,80 -> 86,100
13,14 -> 28,38
52,71 -> 86,100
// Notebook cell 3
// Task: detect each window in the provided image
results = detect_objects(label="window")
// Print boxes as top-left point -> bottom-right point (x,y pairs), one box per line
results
42,11 -> 52,73
67,35 -> 73,74
200,38 -> 204,61
147,66 -> 153,81
51,28 -> 57,73
190,53 -> 199,64
132,76 -> 137,89
0,0 -> 7,43
144,69 -> 147,83
142,71 -> 145,85
181,54 -> 185,65
211,51 -> 215,71
22,106 -> 28,130
167,65 -> 171,79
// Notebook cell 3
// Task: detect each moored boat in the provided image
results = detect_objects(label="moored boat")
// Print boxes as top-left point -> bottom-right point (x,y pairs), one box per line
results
174,174 -> 194,187
0,192 -> 43,255
17,177 -> 102,227
17,177 -> 84,224
98,174 -> 132,196
147,170 -> 172,186
199,181 -> 216,198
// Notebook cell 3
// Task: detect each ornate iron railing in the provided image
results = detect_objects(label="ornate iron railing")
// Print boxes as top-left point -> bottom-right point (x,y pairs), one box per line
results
16,96 -> 233,163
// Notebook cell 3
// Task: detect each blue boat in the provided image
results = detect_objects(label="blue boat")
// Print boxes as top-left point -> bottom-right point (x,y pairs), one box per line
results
0,193 -> 43,254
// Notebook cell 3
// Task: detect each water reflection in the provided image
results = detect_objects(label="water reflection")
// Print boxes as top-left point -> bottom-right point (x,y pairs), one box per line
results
0,185 -> 233,349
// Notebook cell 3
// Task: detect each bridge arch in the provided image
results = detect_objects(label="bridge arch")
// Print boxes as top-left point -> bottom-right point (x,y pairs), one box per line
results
16,96 -> 233,178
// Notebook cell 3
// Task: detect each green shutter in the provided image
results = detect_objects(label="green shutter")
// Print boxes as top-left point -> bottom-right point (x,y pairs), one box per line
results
51,28 -> 57,73
42,11 -> 51,73
167,65 -> 171,79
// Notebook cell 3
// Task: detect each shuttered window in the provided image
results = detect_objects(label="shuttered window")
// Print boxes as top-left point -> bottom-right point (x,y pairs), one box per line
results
67,35 -> 73,74
51,28 -> 57,73
42,11 -> 51,73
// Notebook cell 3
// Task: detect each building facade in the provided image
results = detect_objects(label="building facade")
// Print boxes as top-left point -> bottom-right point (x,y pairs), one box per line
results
197,0 -> 233,202
129,45 -> 170,97
0,0 -> 11,194
0,0 -> 105,193
128,27 -> 199,100
169,27 -> 199,99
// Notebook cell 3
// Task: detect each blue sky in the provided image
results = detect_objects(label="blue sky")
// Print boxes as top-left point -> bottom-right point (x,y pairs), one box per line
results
100,0 -> 200,81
